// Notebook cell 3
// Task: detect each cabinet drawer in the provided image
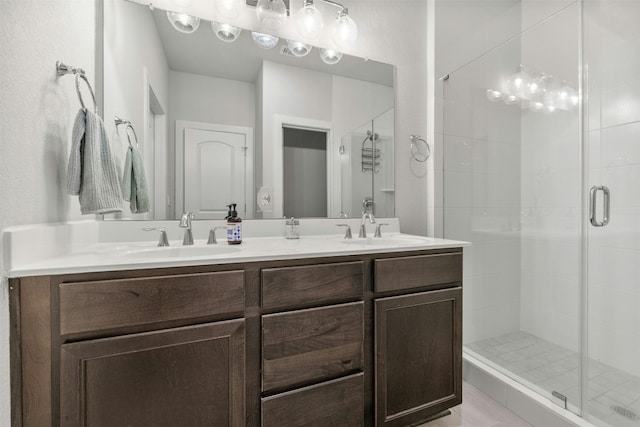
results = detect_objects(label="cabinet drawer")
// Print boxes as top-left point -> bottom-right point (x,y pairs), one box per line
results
262,301 -> 363,393
59,271 -> 245,336
375,252 -> 462,293
261,261 -> 363,310
262,373 -> 364,427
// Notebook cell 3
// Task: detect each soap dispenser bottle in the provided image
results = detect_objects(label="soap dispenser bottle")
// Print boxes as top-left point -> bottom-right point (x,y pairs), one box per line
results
226,203 -> 242,245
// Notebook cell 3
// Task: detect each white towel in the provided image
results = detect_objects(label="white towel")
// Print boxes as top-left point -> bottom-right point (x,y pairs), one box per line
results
121,144 -> 150,214
66,109 -> 123,214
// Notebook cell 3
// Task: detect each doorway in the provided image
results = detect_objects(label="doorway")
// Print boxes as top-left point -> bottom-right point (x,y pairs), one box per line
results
282,127 -> 328,218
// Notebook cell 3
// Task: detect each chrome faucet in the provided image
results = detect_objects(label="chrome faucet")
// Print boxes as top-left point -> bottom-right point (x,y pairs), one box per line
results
179,211 -> 195,245
359,212 -> 376,238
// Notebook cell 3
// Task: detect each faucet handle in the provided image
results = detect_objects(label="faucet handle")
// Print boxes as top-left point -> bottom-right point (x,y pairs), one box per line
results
142,228 -> 169,247
207,226 -> 227,245
336,224 -> 352,239
374,223 -> 389,238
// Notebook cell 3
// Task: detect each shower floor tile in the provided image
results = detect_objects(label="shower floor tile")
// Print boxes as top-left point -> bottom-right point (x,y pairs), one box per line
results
467,331 -> 640,426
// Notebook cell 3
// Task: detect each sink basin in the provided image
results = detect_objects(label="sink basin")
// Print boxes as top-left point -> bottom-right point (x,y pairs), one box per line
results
120,245 -> 240,259
339,236 -> 432,247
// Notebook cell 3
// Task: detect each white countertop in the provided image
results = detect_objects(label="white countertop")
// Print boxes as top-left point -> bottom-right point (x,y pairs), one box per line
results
2,219 -> 468,278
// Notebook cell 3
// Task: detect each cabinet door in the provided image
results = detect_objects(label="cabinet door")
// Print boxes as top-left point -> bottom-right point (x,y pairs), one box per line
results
60,320 -> 245,427
375,288 -> 462,427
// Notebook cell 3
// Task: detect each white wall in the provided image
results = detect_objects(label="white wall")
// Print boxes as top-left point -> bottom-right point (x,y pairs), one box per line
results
0,1 -> 97,424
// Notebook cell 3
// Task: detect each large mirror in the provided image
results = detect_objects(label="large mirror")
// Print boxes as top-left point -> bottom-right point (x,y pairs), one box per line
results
103,0 -> 395,220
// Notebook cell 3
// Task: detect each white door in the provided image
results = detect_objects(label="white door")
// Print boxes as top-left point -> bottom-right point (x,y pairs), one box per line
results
182,127 -> 250,219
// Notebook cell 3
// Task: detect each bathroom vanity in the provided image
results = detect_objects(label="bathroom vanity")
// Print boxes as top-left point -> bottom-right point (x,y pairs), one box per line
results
7,222 -> 465,427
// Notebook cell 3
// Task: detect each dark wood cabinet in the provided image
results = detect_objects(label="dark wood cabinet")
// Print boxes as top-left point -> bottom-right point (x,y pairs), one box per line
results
60,320 -> 245,427
10,247 -> 463,427
374,287 -> 463,427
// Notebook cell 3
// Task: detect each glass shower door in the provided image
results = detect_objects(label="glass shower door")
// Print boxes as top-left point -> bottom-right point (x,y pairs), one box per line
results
584,0 -> 640,425
442,2 -> 583,414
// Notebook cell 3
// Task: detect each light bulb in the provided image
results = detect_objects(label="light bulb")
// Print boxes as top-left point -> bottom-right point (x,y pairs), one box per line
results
251,31 -> 279,49
503,94 -> 519,105
486,89 -> 503,102
212,22 -> 242,42
331,9 -> 357,48
257,0 -> 288,31
528,101 -> 544,113
287,40 -> 312,57
320,48 -> 342,65
216,0 -> 241,19
296,0 -> 324,40
166,11 -> 200,33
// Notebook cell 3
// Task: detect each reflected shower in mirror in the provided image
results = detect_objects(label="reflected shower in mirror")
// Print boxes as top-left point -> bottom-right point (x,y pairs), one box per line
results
102,0 -> 394,220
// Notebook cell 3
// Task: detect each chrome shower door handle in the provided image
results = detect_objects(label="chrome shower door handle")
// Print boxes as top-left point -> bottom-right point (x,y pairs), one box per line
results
589,185 -> 610,227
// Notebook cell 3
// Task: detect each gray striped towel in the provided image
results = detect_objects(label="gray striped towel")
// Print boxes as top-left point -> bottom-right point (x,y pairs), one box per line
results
66,109 -> 123,214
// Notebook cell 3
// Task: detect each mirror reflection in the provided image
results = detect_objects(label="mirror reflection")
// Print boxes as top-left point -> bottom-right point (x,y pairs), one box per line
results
103,0 -> 395,220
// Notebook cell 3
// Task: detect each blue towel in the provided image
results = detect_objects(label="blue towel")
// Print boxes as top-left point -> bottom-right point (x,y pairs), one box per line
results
66,109 -> 123,214
121,144 -> 150,214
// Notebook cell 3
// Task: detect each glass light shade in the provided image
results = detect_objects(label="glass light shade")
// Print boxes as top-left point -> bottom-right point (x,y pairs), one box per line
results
215,0 -> 241,19
166,11 -> 200,33
486,89 -> 503,102
296,1 -> 324,40
251,32 -> 279,49
319,48 -> 342,65
212,22 -> 242,42
287,40 -> 312,57
257,0 -> 288,31
331,11 -> 357,48
528,101 -> 544,113
502,94 -> 519,105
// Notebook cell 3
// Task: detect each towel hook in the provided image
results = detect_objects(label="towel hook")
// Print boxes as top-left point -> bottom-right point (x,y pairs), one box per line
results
410,134 -> 430,162
56,61 -> 98,114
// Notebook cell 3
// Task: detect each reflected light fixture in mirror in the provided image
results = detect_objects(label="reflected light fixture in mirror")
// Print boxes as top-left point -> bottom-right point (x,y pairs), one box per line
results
287,40 -> 312,57
166,11 -> 200,33
212,21 -> 242,42
252,31 -> 280,49
296,0 -> 324,40
256,0 -> 288,31
319,47 -> 342,64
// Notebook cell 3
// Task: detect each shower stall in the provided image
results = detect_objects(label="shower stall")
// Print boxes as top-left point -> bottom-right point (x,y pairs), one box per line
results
440,0 -> 640,425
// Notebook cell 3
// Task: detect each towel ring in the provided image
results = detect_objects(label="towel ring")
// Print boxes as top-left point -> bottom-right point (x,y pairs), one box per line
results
75,73 -> 98,114
410,135 -> 430,162
125,124 -> 139,148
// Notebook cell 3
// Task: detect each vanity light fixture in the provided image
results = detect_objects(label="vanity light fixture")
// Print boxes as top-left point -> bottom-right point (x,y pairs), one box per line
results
296,0 -> 324,40
319,47 -> 342,64
252,31 -> 280,49
331,7 -> 357,48
256,0 -> 288,31
212,22 -> 242,42
166,11 -> 200,33
287,40 -> 312,57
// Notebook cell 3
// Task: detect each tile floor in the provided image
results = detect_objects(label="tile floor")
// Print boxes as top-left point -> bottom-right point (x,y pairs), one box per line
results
467,331 -> 640,427
418,382 -> 532,427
